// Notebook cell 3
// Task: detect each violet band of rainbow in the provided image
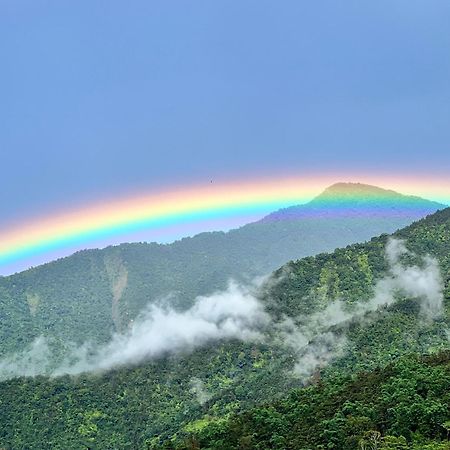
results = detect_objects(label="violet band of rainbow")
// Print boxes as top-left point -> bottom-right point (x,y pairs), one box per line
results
1,174 -> 449,270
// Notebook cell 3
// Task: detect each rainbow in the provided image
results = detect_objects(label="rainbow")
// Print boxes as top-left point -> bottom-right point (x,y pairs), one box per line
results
1,174 -> 449,275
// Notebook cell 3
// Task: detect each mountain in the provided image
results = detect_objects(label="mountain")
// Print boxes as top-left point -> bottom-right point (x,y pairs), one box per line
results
0,183 -> 445,358
0,207 -> 448,449
263,182 -> 444,220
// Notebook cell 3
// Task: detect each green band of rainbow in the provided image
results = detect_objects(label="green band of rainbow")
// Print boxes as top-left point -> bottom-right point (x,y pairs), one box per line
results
1,174 -> 449,274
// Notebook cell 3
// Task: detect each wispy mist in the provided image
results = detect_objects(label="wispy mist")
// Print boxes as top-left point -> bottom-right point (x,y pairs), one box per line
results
189,377 -> 212,405
0,282 -> 269,380
0,337 -> 51,380
53,282 -> 269,376
0,239 -> 444,382
278,238 -> 444,377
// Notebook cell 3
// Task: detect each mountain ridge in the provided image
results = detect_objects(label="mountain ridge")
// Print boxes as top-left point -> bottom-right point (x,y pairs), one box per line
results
262,182 -> 446,222
317,181 -> 429,199
3,182 -> 446,277
0,183 -> 445,360
0,206 -> 448,449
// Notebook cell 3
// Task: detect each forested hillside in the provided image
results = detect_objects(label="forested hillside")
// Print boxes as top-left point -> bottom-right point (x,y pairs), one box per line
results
0,208 -> 448,449
3,1 -> 449,449
0,183 -> 444,359
172,351 -> 450,450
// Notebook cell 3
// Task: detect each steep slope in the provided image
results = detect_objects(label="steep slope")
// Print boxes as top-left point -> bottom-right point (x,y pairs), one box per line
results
0,183 -> 444,357
171,351 -> 450,450
0,208 -> 448,449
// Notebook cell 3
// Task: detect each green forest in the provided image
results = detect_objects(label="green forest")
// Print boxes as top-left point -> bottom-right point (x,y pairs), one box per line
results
2,0 -> 450,447
0,206 -> 448,448
172,351 -> 450,450
0,184 -> 442,361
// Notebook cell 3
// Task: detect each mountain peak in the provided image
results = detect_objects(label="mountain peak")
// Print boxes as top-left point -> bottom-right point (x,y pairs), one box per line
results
260,182 -> 445,223
312,182 -> 446,208
315,182 -> 402,200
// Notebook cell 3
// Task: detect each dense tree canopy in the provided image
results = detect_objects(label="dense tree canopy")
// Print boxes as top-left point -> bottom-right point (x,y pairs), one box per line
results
0,206 -> 448,449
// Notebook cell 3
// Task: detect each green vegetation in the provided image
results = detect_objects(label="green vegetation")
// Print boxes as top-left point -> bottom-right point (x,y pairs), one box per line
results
0,183 -> 443,359
172,351 -> 450,450
0,192 -> 448,449
0,349 -> 448,449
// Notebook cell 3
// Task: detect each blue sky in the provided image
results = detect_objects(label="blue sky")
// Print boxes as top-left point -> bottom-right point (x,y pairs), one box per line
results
1,1 -> 450,225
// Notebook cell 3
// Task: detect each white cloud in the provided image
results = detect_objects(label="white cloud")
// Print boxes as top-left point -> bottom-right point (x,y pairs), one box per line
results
0,239 -> 444,382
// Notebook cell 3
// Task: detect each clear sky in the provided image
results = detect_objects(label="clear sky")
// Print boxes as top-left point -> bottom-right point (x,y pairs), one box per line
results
1,1 -> 450,225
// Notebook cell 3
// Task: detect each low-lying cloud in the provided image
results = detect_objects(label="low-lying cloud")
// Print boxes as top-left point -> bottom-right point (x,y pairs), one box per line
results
53,282 -> 269,376
0,282 -> 270,380
0,239 -> 444,382
189,377 -> 212,405
277,238 -> 444,377
0,337 -> 52,380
